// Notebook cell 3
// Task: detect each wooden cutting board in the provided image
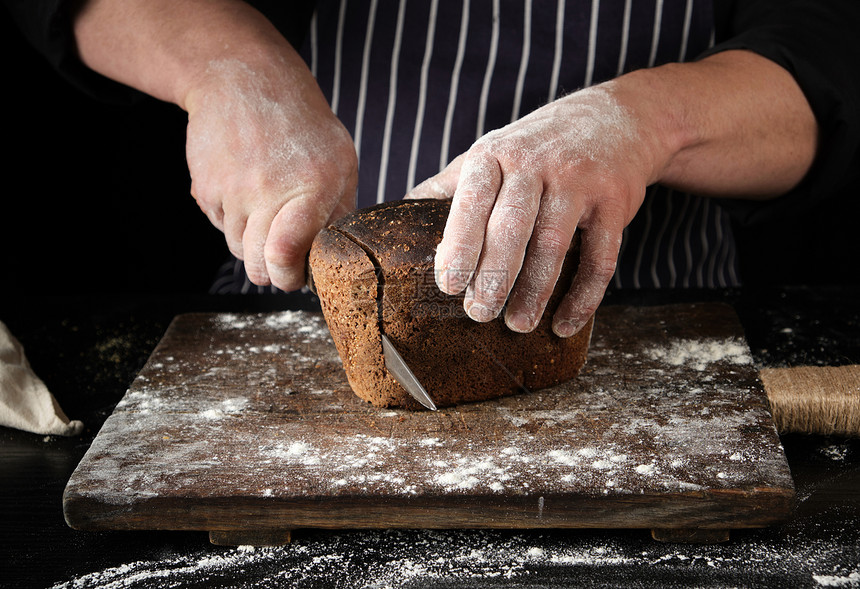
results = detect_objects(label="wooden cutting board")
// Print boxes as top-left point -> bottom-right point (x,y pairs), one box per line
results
63,303 -> 794,545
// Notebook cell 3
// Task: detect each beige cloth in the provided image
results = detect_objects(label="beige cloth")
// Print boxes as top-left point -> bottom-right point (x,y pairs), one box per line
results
0,320 -> 83,436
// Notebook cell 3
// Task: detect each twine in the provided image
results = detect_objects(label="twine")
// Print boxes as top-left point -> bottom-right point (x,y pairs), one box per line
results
761,365 -> 860,437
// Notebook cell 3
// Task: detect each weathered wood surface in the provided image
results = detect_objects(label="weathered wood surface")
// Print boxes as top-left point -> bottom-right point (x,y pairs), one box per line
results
63,303 -> 794,539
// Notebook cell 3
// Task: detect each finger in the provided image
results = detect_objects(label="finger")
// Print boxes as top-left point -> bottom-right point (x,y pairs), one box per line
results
434,150 -> 502,295
264,194 -> 335,292
552,224 -> 622,337
242,207 -> 280,286
190,183 -> 226,232
404,153 -> 465,200
222,208 -> 248,263
205,206 -> 226,233
504,193 -> 581,333
462,172 -> 541,323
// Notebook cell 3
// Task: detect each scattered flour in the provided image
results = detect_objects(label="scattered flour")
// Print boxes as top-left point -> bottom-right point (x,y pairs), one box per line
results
200,398 -> 249,420
634,464 -> 655,475
436,459 -> 501,490
216,311 -> 330,341
647,338 -> 753,371
214,313 -> 254,330
813,571 -> 860,587
820,443 -> 851,462
419,437 -> 442,447
46,526 -> 860,589
265,441 -> 322,466
208,312 -> 337,369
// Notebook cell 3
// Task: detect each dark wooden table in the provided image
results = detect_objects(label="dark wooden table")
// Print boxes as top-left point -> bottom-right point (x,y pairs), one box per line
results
2,287 -> 859,589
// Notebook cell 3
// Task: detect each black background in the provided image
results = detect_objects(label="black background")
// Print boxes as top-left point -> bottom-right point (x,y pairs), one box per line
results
2,10 -> 228,295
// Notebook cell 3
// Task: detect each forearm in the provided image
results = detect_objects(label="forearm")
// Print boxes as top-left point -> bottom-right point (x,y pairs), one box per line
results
72,0 -> 306,110
615,49 -> 818,199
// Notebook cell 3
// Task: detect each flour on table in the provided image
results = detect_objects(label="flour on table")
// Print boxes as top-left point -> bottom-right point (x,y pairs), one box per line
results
87,312 -> 783,506
47,523 -> 860,589
813,571 -> 860,587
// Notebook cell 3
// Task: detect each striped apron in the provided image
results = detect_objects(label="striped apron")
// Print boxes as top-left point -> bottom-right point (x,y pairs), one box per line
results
212,0 -> 740,293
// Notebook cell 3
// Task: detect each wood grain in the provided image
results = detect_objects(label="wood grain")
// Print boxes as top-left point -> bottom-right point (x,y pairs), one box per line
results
63,303 -> 794,542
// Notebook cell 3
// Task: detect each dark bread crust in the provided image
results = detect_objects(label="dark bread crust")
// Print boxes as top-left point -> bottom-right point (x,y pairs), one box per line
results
306,227 -> 388,402
309,199 -> 593,409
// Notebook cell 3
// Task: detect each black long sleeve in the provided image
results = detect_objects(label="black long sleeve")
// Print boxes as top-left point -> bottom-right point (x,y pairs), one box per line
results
707,0 -> 860,223
3,0 -> 143,102
700,0 -> 860,284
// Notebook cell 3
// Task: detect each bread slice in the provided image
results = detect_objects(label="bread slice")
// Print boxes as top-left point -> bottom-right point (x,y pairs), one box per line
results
308,198 -> 593,409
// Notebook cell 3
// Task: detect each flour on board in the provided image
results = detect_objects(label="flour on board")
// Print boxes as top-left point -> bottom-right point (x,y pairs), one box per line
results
646,337 -> 753,371
215,311 -> 331,342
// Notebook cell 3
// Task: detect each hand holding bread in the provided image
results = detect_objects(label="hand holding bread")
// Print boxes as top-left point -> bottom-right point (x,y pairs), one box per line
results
407,83 -> 654,338
407,50 -> 817,337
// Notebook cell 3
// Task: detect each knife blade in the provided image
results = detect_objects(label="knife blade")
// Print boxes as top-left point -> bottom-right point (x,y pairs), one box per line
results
306,258 -> 438,411
381,334 -> 437,411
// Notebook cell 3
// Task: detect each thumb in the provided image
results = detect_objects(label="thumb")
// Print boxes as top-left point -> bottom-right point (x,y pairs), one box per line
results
264,193 -> 346,292
404,153 -> 466,200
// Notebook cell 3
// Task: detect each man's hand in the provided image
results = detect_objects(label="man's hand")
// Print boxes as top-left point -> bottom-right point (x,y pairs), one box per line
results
185,58 -> 357,291
73,0 -> 357,292
408,84 -> 660,338
408,51 -> 817,337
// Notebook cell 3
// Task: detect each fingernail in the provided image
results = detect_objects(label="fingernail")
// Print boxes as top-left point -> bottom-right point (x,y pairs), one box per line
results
436,268 -> 456,293
436,266 -> 469,294
435,268 -> 448,291
553,320 -> 578,338
466,302 -> 496,323
505,310 -> 534,333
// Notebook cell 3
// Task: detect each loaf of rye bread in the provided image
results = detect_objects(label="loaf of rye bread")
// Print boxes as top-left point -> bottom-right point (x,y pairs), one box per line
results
308,198 -> 593,409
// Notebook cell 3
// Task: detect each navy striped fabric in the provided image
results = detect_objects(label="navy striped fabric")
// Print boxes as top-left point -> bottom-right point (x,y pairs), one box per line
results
212,0 -> 740,293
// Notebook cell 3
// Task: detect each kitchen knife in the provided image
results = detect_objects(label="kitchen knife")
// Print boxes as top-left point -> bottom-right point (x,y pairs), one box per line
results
381,334 -> 437,411
305,258 -> 438,411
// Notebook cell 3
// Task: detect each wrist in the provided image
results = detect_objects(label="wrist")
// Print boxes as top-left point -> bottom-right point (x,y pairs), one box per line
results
175,7 -> 313,112
601,63 -> 700,188
608,51 -> 817,198
181,44 -> 305,114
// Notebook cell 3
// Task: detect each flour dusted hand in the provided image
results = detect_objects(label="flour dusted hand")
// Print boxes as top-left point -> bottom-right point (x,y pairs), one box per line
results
408,83 -> 666,337
71,0 -> 359,292
185,56 -> 358,291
